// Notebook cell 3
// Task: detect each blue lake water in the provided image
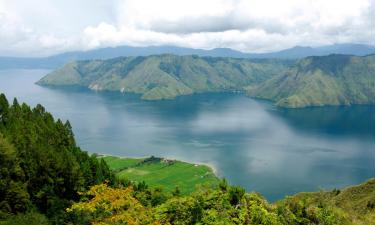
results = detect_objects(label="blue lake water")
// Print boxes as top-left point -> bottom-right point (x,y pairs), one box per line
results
1,69 -> 374,201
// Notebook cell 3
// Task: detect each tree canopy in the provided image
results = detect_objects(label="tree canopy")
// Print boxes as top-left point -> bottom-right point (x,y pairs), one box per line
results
0,93 -> 114,223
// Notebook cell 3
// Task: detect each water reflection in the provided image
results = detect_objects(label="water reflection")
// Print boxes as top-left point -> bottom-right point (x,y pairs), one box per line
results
0,69 -> 374,201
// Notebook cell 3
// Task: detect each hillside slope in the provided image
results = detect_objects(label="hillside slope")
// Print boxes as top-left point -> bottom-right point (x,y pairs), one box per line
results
67,178 -> 375,224
247,54 -> 375,108
283,178 -> 375,225
37,54 -> 291,100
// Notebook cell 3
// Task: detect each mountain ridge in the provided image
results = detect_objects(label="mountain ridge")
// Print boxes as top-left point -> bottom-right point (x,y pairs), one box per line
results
37,54 -> 292,100
2,43 -> 375,69
37,53 -> 375,107
247,54 -> 375,107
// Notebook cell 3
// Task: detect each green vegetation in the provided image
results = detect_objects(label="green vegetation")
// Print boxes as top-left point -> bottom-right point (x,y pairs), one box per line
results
0,92 -> 374,224
102,155 -> 143,171
247,54 -> 375,108
67,179 -> 375,225
102,156 -> 219,194
285,178 -> 375,225
37,54 -> 291,100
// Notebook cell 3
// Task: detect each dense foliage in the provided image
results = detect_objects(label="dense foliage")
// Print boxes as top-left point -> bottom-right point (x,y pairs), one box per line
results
37,55 -> 291,100
67,178 -> 375,225
0,93 -> 114,224
247,54 -> 375,108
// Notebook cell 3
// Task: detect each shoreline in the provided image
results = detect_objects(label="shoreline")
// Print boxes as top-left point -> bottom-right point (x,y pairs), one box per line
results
95,153 -> 220,178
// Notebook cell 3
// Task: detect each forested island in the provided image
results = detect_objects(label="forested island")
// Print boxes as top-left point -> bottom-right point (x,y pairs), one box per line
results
0,93 -> 374,224
37,54 -> 375,108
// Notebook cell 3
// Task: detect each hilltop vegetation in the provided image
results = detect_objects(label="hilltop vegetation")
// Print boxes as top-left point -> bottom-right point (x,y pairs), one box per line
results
37,54 -> 291,100
289,179 -> 375,225
67,179 -> 375,225
103,156 -> 219,195
247,54 -> 375,108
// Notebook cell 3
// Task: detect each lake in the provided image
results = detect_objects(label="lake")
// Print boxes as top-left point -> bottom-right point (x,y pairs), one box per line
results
1,69 -> 375,201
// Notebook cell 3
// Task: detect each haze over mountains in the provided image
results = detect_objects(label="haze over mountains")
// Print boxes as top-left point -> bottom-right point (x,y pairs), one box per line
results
2,43 -> 375,70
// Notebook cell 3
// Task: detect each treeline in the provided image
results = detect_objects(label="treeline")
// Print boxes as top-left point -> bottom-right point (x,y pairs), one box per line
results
0,93 -> 114,224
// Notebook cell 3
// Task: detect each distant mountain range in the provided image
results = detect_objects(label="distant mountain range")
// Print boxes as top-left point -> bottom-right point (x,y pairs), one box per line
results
2,43 -> 375,69
251,44 -> 375,59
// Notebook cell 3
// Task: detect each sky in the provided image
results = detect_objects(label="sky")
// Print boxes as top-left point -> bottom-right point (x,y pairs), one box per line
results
0,0 -> 375,56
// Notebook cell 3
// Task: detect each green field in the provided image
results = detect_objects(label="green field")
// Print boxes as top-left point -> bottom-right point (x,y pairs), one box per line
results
102,155 -> 219,194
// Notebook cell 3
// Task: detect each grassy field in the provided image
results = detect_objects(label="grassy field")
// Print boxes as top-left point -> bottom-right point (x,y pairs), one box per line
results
102,155 -> 219,194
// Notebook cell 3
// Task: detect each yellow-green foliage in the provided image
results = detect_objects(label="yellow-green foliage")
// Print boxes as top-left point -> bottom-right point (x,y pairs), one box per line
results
67,178 -> 375,225
281,178 -> 375,225
68,183 -> 282,225
67,183 -> 160,225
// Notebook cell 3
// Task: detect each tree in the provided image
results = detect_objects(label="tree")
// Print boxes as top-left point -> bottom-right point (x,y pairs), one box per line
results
0,134 -> 29,216
0,93 -> 115,222
219,178 -> 228,192
172,186 -> 181,197
229,186 -> 245,206
67,183 -> 160,225
0,93 -> 9,124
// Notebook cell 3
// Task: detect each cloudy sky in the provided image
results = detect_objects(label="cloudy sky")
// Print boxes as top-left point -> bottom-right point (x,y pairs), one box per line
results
1,0 -> 374,56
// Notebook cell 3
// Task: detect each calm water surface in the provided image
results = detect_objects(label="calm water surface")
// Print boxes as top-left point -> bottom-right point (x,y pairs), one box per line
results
1,69 -> 374,201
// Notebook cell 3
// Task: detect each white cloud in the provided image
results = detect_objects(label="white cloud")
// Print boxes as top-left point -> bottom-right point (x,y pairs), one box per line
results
74,0 -> 375,53
0,0 -> 374,56
0,0 -> 115,56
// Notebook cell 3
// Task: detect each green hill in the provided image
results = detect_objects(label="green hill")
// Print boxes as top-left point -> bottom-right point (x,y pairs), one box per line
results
37,55 -> 291,100
38,54 -> 375,107
247,54 -> 375,108
282,178 -> 375,224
